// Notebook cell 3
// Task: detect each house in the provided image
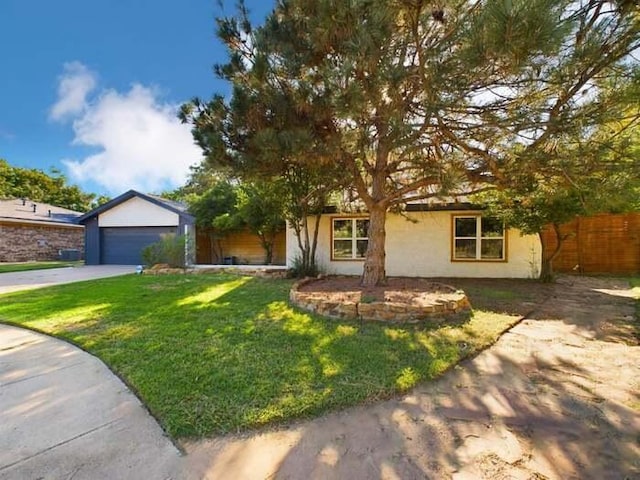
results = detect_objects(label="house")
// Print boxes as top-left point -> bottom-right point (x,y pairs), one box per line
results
78,190 -> 195,265
0,198 -> 84,262
286,203 -> 542,278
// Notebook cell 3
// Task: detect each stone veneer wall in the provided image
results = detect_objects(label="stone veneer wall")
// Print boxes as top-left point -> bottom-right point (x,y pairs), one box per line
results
0,222 -> 84,262
290,277 -> 471,324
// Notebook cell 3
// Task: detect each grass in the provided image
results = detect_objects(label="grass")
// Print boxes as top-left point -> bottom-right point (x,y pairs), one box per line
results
0,274 -> 521,439
0,261 -> 82,273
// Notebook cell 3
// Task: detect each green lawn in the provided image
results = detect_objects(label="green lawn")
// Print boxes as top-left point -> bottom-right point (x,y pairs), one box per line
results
0,274 -> 521,439
0,261 -> 81,273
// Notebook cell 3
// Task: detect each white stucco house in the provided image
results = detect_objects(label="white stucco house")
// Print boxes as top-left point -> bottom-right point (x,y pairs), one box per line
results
286,203 -> 542,278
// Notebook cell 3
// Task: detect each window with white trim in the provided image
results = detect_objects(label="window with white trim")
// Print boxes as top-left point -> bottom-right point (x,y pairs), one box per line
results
332,218 -> 369,260
453,216 -> 505,261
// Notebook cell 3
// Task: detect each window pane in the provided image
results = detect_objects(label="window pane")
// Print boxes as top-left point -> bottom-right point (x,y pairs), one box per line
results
333,219 -> 352,238
481,217 -> 503,237
455,239 -> 476,259
481,239 -> 504,259
356,240 -> 368,258
455,217 -> 477,237
333,239 -> 353,259
355,219 -> 369,238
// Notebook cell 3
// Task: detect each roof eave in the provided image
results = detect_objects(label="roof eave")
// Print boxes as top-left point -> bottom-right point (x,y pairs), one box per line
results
78,190 -> 194,224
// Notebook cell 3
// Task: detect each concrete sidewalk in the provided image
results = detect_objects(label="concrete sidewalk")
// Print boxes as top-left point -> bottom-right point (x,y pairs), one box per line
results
0,324 -> 182,480
0,265 -> 135,294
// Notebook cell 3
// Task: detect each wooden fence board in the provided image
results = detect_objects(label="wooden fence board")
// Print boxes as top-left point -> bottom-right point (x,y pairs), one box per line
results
542,213 -> 640,275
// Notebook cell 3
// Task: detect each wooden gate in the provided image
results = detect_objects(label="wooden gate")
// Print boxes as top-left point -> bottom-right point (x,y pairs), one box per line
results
542,213 -> 640,275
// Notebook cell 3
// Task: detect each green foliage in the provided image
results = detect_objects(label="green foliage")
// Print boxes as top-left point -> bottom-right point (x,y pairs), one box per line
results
178,176 -> 287,264
288,253 -> 320,278
236,180 -> 286,264
0,159 -> 97,211
0,274 -> 520,437
187,179 -> 239,230
141,234 -> 189,268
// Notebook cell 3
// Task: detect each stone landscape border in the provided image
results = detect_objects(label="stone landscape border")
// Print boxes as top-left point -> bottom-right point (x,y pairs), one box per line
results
144,264 -> 288,278
290,277 -> 471,324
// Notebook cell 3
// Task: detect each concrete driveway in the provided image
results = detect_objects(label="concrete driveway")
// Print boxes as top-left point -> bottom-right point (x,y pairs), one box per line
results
0,265 -> 135,295
0,324 -> 182,480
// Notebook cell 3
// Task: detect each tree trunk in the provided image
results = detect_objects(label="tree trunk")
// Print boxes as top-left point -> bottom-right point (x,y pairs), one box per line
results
258,232 -> 275,265
310,212 -> 322,272
361,205 -> 387,286
538,223 -> 563,283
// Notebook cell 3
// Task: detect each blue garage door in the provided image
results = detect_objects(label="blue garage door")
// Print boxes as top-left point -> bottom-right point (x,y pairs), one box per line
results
100,227 -> 177,265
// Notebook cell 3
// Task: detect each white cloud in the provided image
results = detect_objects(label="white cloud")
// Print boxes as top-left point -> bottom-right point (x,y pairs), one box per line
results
53,63 -> 203,194
50,62 -> 97,121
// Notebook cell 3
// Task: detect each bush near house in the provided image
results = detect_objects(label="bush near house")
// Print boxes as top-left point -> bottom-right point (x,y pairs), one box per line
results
141,234 -> 189,268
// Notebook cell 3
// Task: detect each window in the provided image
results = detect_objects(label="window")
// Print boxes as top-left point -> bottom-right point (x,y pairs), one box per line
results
453,216 -> 505,261
332,217 -> 369,260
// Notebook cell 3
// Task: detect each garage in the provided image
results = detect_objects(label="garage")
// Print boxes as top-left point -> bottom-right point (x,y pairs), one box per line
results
78,190 -> 194,265
100,226 -> 177,265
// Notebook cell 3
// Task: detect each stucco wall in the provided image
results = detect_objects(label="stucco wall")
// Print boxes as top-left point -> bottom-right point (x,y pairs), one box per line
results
0,222 -> 84,262
98,197 -> 179,227
286,211 -> 541,278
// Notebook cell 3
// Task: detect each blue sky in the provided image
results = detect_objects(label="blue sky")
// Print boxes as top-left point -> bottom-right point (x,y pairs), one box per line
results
0,0 -> 274,196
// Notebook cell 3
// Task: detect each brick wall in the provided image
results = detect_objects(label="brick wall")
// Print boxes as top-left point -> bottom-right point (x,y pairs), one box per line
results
0,222 -> 84,262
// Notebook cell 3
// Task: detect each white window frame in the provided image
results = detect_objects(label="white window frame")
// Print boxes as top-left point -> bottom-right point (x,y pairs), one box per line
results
331,217 -> 369,260
452,215 -> 506,261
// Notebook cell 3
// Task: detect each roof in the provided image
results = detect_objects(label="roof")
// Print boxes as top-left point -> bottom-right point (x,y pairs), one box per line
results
0,198 -> 84,226
77,190 -> 194,224
322,201 -> 482,214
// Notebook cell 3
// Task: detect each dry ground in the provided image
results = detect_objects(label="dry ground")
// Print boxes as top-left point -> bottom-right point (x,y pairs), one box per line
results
181,276 -> 640,480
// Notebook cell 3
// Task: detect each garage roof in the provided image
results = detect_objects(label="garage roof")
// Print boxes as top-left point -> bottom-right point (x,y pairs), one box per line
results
77,190 -> 194,224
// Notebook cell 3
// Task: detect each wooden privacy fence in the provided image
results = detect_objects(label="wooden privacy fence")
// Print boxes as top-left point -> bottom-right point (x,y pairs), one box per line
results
542,213 -> 640,275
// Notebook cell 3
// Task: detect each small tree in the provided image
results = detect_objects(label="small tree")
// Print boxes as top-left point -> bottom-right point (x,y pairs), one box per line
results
236,180 -> 286,264
480,97 -> 640,281
187,179 -> 242,263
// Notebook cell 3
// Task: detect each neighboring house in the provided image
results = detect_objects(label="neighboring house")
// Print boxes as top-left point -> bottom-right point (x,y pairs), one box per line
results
0,198 -> 84,262
286,203 -> 542,278
78,190 -> 195,265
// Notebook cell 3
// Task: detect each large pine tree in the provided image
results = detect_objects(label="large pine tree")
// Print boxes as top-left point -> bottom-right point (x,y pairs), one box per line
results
183,0 -> 640,286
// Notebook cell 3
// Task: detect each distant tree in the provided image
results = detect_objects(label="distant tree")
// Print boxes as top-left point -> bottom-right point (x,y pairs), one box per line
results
90,195 -> 111,209
0,159 -> 96,211
182,0 -> 640,286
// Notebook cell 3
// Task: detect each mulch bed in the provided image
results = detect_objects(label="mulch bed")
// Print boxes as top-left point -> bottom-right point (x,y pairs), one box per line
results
298,276 -> 461,305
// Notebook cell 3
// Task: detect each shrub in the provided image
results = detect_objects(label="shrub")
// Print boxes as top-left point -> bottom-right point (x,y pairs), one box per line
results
141,234 -> 189,268
288,254 -> 321,278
